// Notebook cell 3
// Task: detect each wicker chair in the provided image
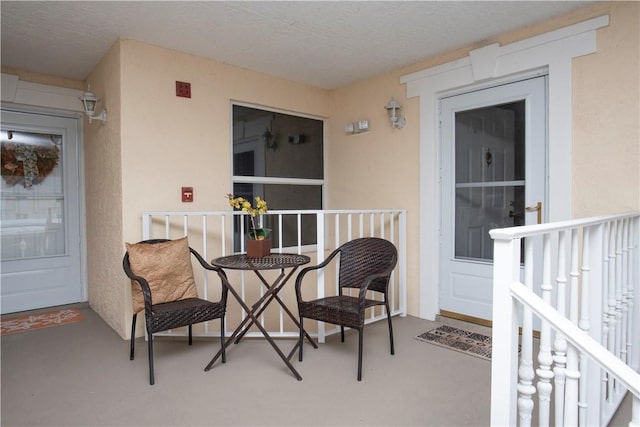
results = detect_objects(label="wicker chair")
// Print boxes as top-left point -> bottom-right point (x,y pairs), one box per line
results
295,237 -> 398,380
123,238 -> 228,385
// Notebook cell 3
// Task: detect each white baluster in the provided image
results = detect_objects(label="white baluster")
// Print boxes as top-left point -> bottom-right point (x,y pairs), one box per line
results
602,222 -> 612,401
19,238 -> 27,258
537,234 -> 554,427
564,228 -> 581,426
620,219 -> 630,364
615,220 -> 624,367
554,230 -> 568,426
626,219 -> 636,370
607,221 -> 618,402
578,226 -> 591,426
519,238 -> 536,427
632,390 -> 640,427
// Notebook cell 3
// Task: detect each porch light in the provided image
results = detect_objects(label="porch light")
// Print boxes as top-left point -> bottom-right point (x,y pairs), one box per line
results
80,86 -> 107,123
384,98 -> 405,129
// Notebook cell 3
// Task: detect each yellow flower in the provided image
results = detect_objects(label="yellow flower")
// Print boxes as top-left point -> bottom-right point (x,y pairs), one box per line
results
226,194 -> 271,239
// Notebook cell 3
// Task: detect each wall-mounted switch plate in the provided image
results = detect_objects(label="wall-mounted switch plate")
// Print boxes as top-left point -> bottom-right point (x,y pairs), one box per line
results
358,120 -> 369,131
181,187 -> 193,202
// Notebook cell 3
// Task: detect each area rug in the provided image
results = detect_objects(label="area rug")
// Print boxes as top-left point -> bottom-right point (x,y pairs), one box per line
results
415,325 -> 492,361
0,308 -> 84,336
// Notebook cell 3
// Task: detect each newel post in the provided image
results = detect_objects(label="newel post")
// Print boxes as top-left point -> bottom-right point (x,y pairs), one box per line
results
490,231 -> 521,426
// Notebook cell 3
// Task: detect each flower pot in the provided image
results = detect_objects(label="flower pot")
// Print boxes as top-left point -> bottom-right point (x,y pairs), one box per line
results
246,238 -> 271,258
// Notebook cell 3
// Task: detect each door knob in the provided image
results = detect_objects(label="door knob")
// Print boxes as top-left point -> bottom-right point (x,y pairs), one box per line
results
525,201 -> 542,224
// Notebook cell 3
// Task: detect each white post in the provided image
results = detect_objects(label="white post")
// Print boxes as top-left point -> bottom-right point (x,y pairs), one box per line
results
142,214 -> 151,240
316,211 -> 326,343
490,233 -> 521,426
398,210 -> 408,316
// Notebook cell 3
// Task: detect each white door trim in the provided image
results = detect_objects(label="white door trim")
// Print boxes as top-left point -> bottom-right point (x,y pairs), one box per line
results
400,15 -> 609,320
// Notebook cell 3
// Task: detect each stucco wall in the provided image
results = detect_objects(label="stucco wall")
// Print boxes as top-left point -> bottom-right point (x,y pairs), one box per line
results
115,40 -> 331,337
572,2 -> 640,216
328,72 -> 421,315
84,42 -> 124,336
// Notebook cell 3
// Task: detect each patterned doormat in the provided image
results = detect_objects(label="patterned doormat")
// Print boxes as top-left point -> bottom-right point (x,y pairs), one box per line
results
0,309 -> 84,336
415,325 -> 492,361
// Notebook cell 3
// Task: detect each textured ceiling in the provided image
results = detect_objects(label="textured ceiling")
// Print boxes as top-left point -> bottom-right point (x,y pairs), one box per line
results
1,1 -> 595,89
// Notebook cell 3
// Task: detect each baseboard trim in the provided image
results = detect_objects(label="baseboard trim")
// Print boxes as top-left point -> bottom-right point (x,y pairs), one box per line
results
439,310 -> 493,328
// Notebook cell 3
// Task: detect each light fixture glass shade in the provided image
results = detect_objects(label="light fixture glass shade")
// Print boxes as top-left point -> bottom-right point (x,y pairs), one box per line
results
80,91 -> 98,116
79,89 -> 107,123
384,98 -> 405,129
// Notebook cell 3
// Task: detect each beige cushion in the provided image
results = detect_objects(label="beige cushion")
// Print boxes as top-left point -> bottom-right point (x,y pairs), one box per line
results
126,237 -> 199,313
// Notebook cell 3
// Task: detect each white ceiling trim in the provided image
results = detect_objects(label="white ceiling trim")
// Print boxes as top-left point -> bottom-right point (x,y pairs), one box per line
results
1,73 -> 84,112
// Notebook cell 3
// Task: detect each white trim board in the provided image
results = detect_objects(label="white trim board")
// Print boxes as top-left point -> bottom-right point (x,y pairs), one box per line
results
1,73 -> 84,112
400,15 -> 609,320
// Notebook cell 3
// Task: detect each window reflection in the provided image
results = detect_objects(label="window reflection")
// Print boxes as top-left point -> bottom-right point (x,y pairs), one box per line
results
232,105 -> 323,179
231,105 -> 324,252
1,130 -> 66,260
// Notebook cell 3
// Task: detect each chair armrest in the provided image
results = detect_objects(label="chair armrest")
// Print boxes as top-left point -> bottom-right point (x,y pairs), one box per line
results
122,254 -> 154,314
294,247 -> 342,303
188,247 -> 229,304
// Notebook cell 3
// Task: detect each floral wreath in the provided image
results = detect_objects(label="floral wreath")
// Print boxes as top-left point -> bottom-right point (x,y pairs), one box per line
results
1,141 -> 60,188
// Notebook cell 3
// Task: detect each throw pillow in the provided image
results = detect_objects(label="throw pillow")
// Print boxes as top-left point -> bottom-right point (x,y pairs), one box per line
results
126,237 -> 199,313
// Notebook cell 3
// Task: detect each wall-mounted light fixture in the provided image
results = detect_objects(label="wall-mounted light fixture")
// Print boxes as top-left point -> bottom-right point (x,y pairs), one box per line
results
384,98 -> 405,129
263,128 -> 277,150
80,86 -> 107,123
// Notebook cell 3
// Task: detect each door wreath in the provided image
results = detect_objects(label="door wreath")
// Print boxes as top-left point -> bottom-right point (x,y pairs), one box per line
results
1,141 -> 60,188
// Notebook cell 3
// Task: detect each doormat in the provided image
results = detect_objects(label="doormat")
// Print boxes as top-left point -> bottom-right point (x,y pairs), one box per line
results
1,309 -> 84,336
415,325 -> 492,361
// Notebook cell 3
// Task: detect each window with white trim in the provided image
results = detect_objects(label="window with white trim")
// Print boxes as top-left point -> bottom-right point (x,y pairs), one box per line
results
232,104 -> 324,250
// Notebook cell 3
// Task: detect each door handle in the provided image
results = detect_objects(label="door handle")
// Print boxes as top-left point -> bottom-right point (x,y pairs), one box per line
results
525,201 -> 542,224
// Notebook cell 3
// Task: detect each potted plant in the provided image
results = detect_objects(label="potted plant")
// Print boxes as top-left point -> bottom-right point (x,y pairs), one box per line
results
226,194 -> 271,257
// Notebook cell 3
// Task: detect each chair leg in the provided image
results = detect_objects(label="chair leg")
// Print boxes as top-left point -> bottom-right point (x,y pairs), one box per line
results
130,314 -> 137,360
220,317 -> 226,364
357,328 -> 363,381
188,324 -> 193,346
340,326 -> 345,342
386,302 -> 395,355
298,317 -> 304,362
147,331 -> 155,385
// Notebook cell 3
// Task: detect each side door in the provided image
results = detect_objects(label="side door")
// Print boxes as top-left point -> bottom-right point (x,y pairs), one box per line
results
1,110 -> 84,313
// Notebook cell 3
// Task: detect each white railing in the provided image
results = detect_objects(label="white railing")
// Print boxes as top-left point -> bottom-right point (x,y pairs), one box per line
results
490,212 -> 640,426
140,209 -> 407,342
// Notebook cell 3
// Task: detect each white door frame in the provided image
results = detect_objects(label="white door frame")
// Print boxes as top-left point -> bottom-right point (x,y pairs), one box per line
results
400,15 -> 609,320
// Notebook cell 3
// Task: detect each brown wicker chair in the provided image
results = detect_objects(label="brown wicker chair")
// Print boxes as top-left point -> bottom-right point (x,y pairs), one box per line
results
295,237 -> 398,380
123,238 -> 228,385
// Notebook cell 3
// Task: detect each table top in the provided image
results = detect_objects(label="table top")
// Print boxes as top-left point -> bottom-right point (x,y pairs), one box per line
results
212,253 -> 310,270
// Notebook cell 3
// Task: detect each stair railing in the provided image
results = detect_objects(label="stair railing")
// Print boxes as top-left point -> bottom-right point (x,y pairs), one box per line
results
490,212 -> 640,426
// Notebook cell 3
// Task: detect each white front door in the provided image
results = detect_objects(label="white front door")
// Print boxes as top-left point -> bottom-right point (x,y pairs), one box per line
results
439,76 -> 546,321
1,110 -> 84,314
